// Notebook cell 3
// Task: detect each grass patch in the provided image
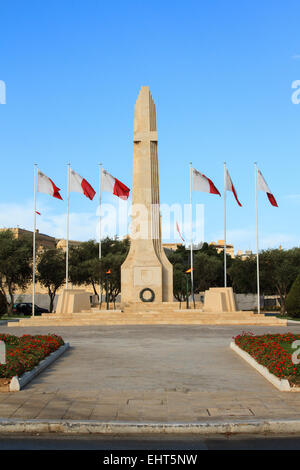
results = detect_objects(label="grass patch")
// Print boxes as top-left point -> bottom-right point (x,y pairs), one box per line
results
277,315 -> 300,322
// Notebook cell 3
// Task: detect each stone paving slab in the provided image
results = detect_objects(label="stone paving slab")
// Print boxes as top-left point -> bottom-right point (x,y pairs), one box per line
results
0,324 -> 300,424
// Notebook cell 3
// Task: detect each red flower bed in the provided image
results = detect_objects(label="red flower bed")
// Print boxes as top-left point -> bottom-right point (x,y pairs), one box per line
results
234,332 -> 300,386
0,334 -> 64,379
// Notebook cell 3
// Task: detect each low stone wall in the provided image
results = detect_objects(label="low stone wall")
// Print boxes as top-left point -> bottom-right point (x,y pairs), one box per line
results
235,294 -> 258,311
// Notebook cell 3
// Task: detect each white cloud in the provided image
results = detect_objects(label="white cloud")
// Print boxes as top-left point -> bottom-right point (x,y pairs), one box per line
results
0,200 -> 99,241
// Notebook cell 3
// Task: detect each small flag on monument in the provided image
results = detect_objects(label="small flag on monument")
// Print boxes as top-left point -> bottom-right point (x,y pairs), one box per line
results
256,168 -> 278,207
70,168 -> 96,200
102,169 -> 130,200
192,168 -> 220,196
37,170 -> 63,200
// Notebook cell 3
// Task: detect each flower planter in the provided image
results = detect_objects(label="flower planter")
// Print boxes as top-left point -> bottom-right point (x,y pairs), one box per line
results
0,334 -> 68,392
231,332 -> 300,392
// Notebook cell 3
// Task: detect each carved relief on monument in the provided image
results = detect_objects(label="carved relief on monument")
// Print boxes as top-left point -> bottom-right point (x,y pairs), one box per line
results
133,267 -> 161,287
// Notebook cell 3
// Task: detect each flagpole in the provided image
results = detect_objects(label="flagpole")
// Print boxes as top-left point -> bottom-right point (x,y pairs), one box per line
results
66,163 -> 70,289
189,162 -> 194,308
224,162 -> 227,288
255,162 -> 260,314
99,163 -> 102,306
32,164 -> 37,317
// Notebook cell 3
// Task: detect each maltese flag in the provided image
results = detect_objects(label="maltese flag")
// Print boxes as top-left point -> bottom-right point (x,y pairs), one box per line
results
102,169 -> 130,200
37,170 -> 63,200
225,167 -> 242,206
257,168 -> 278,207
176,221 -> 185,242
70,168 -> 96,200
192,168 -> 220,195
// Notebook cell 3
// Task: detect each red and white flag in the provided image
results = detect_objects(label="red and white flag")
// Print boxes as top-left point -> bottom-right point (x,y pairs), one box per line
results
176,221 -> 185,242
70,168 -> 96,200
102,169 -> 130,200
37,170 -> 62,200
225,167 -> 242,206
192,168 -> 220,196
257,168 -> 278,207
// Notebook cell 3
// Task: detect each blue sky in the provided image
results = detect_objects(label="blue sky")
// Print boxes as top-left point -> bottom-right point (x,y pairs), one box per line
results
0,0 -> 300,252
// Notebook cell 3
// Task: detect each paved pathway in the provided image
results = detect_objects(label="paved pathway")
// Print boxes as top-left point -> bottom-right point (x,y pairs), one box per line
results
1,324 -> 300,422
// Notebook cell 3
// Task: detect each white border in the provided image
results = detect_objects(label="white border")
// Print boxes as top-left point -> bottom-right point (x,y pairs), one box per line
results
9,343 -> 70,392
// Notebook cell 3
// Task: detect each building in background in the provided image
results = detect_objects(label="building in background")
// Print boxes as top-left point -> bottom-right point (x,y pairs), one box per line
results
209,240 -> 235,258
236,249 -> 253,260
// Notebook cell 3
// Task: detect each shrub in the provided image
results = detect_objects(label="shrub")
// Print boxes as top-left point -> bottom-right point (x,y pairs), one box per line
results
286,273 -> 300,318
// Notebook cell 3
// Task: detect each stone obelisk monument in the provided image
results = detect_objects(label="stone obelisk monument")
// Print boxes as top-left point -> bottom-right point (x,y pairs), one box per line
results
121,86 -> 173,304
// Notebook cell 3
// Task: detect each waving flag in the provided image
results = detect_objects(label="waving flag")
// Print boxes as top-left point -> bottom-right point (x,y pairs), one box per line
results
176,221 -> 185,242
192,168 -> 220,196
257,168 -> 278,207
70,168 -> 96,200
102,169 -> 130,200
37,170 -> 62,200
225,167 -> 242,206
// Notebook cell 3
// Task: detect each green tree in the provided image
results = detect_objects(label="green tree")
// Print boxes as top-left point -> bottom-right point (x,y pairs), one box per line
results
286,273 -> 300,318
0,291 -> 7,316
193,252 -> 223,292
69,240 -> 100,296
0,230 -> 32,315
173,268 -> 190,304
228,248 -> 300,314
259,248 -> 300,314
69,237 -> 130,304
37,248 -> 65,312
228,255 -> 257,293
166,243 -> 225,299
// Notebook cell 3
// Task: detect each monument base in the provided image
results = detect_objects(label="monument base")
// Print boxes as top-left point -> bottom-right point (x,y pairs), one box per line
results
56,289 -> 91,315
8,307 -> 287,327
203,287 -> 237,313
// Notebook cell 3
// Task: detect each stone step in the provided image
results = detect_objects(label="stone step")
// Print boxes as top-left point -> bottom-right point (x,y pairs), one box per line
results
7,314 -> 287,327
38,312 -> 274,322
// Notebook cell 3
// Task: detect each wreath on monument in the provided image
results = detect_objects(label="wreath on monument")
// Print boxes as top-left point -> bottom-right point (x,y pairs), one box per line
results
139,288 -> 155,303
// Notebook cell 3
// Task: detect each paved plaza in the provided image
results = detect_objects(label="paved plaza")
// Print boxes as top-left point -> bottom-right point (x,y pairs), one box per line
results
0,324 -> 300,423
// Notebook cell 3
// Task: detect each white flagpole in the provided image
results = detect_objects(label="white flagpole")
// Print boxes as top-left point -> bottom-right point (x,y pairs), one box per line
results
255,162 -> 260,314
224,162 -> 227,288
32,164 -> 37,317
66,163 -> 70,289
99,163 -> 102,306
189,162 -> 194,307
